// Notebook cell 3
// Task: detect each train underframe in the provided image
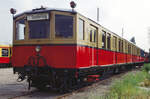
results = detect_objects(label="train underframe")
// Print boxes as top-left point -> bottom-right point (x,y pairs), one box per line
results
0,63 -> 11,68
13,61 -> 145,92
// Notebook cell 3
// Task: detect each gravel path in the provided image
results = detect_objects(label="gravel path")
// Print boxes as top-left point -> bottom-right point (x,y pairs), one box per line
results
0,68 -> 63,99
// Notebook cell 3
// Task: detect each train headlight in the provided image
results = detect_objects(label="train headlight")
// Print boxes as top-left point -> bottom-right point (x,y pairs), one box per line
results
35,46 -> 41,52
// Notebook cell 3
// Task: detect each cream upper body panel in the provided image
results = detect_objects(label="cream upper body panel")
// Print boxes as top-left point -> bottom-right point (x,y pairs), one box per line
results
13,9 -> 77,45
13,8 -> 143,56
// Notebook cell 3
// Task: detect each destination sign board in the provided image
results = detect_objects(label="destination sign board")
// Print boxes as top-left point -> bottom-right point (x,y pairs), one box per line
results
27,13 -> 49,21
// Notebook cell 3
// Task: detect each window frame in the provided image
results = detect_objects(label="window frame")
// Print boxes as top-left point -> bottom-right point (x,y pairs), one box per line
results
128,44 -> 131,54
28,19 -> 50,39
89,25 -> 97,43
1,48 -> 9,57
118,39 -> 121,52
14,16 -> 26,41
54,12 -> 75,40
107,33 -> 111,50
121,40 -> 124,53
113,36 -> 117,51
78,18 -> 85,40
90,30 -> 93,42
102,30 -> 106,49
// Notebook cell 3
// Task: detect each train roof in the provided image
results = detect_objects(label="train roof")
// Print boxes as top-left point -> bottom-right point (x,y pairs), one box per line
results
14,7 -> 77,19
76,12 -> 142,49
0,45 -> 12,48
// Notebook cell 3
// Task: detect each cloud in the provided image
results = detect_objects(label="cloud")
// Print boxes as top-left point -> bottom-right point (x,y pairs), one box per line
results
13,0 -> 33,12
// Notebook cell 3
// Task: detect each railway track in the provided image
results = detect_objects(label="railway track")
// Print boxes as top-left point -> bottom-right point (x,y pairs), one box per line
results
8,68 -> 140,99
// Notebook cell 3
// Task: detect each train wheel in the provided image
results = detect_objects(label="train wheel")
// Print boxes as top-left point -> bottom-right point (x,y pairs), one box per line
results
58,76 -> 77,93
31,77 -> 48,91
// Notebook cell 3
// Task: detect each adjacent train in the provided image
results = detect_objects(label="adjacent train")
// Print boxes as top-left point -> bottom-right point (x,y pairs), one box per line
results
0,45 -> 12,67
11,6 -> 148,92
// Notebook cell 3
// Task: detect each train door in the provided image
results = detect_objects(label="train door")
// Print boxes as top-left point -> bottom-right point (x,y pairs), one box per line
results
113,36 -> 117,64
89,25 -> 98,66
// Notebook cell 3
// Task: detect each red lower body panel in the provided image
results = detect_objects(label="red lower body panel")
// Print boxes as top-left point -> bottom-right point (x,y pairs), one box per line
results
98,49 -> 115,65
12,45 -> 146,69
0,57 -> 10,63
12,45 -> 76,69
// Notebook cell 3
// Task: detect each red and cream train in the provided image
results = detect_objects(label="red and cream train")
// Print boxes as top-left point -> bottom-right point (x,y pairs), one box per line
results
11,7 -> 148,91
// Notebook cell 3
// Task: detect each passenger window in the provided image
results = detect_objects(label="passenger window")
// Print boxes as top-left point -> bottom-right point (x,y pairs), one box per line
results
128,44 -> 131,54
125,42 -> 128,53
16,19 -> 25,40
119,39 -> 121,52
102,30 -> 106,49
90,30 -> 92,42
94,30 -> 96,42
90,25 -> 97,42
113,36 -> 117,51
78,18 -> 84,40
107,33 -> 111,50
132,46 -> 134,55
121,40 -> 123,52
55,14 -> 73,38
2,48 -> 8,57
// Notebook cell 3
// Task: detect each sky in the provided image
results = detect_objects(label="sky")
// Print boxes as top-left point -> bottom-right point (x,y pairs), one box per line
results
0,0 -> 150,51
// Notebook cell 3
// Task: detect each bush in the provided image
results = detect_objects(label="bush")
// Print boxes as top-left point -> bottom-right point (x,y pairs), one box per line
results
90,65 -> 150,99
142,63 -> 150,73
104,71 -> 150,99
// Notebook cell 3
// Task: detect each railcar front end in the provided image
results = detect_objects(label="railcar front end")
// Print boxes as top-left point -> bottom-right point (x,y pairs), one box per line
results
12,8 -> 79,91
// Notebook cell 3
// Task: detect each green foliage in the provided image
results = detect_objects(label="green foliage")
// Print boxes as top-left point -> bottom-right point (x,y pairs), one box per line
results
142,63 -> 150,73
90,70 -> 150,99
109,71 -> 148,98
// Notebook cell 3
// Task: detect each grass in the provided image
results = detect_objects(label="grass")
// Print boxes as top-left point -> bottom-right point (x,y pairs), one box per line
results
89,63 -> 150,99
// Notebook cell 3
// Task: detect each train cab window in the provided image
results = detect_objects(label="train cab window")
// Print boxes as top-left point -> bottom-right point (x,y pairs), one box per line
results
28,21 -> 50,39
55,14 -> 73,38
2,49 -> 8,57
78,19 -> 84,40
107,33 -> 111,50
16,19 -> 25,40
28,13 -> 50,39
102,30 -> 106,49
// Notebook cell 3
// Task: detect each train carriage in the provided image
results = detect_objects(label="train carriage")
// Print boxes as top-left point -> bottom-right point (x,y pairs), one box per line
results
11,7 -> 147,91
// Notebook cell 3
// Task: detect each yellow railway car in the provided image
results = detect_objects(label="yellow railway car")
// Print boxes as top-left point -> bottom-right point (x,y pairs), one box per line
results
0,45 -> 12,67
